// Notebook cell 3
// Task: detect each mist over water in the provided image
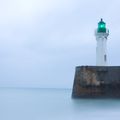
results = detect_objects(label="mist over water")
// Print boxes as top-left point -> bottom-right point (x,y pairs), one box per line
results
0,88 -> 120,120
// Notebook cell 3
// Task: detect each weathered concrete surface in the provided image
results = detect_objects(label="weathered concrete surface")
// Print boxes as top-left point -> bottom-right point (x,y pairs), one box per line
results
72,66 -> 120,98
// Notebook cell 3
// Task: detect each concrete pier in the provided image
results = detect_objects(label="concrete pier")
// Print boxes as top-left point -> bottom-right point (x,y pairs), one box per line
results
72,66 -> 120,98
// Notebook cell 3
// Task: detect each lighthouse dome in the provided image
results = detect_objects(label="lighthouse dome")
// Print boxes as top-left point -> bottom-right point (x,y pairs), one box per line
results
97,18 -> 106,33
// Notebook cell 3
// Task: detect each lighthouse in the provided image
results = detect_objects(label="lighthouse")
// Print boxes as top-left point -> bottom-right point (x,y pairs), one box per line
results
72,19 -> 120,98
95,19 -> 109,66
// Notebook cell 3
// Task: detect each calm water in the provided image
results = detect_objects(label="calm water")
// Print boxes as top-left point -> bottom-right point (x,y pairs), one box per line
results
0,88 -> 120,120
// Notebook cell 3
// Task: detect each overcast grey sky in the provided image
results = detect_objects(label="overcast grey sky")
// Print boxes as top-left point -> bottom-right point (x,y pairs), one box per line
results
0,0 -> 120,88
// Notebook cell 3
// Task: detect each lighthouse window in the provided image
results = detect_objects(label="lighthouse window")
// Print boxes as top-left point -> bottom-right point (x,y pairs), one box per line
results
104,55 -> 107,61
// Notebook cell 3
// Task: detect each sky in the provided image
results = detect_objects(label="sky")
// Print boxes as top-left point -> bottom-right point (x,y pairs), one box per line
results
0,0 -> 120,88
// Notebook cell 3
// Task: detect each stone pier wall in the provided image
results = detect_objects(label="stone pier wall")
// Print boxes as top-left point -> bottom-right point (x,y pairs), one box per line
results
72,66 -> 120,98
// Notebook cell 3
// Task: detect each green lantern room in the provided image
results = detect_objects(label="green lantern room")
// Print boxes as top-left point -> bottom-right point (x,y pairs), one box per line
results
97,18 -> 106,33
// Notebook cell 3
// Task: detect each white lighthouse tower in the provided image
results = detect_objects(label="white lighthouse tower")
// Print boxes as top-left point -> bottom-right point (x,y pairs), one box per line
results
95,19 -> 109,66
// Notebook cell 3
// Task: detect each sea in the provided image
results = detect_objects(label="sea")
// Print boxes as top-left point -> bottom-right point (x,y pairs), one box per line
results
0,88 -> 120,120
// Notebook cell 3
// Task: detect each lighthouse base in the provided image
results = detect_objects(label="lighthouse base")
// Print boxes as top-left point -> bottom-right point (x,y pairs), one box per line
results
72,66 -> 120,98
